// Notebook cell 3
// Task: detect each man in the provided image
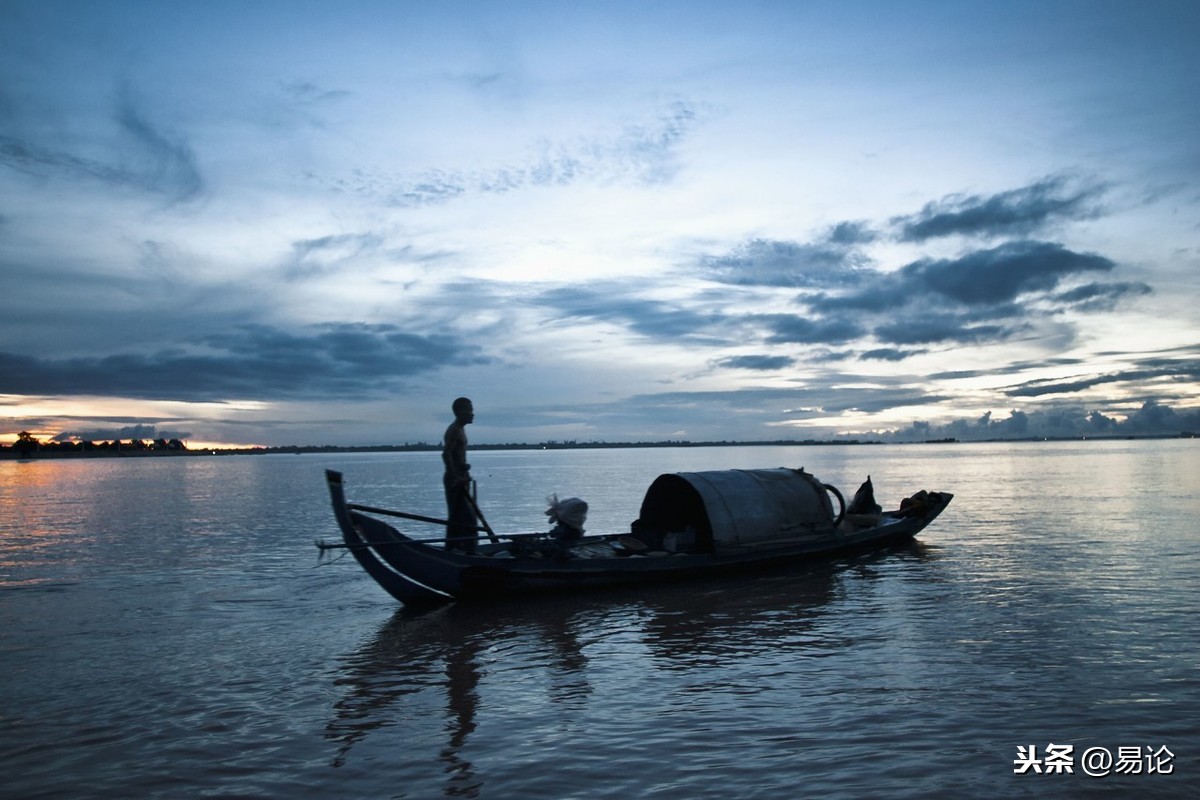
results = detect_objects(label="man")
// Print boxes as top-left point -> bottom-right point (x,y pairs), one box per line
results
442,397 -> 477,553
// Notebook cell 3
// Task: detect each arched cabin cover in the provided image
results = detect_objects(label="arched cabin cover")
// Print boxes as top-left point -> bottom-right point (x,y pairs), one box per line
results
634,468 -> 836,551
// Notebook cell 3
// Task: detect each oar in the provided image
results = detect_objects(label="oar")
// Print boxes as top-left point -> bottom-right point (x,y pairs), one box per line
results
345,503 -> 490,533
316,531 -> 545,551
466,480 -> 500,543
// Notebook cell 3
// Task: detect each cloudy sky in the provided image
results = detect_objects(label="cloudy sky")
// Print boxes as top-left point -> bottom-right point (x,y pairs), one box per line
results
3,1 -> 1198,448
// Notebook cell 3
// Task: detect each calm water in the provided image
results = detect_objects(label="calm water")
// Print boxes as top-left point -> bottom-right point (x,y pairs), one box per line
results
1,441 -> 1197,798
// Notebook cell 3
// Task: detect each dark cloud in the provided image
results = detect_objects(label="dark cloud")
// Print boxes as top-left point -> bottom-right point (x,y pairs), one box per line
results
537,235 -> 1139,356
1051,281 -> 1152,312
827,221 -> 877,245
1003,359 -> 1200,398
895,176 -> 1103,241
535,286 -> 735,343
757,313 -> 865,345
1123,399 -> 1197,433
860,347 -> 925,361
825,241 -> 1116,313
928,356 -> 1086,381
909,241 -> 1115,305
803,240 -> 1131,346
808,349 -> 856,363
872,313 -> 1022,346
689,179 -> 1135,358
0,323 -> 488,401
714,354 -> 796,371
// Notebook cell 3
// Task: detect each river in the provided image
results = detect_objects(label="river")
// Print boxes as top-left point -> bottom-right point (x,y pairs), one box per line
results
1,440 -> 1196,798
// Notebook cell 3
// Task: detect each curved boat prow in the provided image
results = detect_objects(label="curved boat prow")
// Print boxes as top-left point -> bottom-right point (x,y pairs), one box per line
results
325,470 -> 453,606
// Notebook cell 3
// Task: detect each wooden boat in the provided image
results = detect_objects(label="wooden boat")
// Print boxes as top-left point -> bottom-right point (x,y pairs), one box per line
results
322,467 -> 952,606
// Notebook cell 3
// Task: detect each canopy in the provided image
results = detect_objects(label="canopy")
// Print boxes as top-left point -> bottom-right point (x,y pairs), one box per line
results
635,468 -> 836,549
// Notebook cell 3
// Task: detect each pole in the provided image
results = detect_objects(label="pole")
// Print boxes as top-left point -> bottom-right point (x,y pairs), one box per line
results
467,480 -> 499,543
315,530 -> 544,550
345,502 -> 489,532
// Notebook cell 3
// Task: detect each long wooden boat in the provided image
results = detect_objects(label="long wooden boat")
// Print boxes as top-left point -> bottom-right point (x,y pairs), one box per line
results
323,467 -> 952,606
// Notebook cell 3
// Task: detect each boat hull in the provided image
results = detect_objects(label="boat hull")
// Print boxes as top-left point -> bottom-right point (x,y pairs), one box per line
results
325,469 -> 952,605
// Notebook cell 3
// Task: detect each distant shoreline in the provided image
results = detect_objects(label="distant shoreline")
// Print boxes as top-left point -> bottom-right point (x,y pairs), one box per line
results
2,432 -> 1195,459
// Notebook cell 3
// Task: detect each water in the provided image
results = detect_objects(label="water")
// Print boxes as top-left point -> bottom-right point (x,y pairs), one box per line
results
1,441 -> 1197,798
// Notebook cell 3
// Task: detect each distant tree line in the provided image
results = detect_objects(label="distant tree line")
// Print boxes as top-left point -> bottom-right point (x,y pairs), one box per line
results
3,431 -> 188,458
5,430 -> 1192,460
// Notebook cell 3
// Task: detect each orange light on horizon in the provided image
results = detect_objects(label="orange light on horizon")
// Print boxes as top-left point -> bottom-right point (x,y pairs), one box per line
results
183,440 -> 269,451
0,430 -> 56,446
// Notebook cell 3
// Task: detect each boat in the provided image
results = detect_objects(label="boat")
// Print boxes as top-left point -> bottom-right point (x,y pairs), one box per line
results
321,467 -> 953,606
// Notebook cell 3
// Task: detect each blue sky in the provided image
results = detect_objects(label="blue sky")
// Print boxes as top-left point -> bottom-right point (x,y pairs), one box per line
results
2,0 -> 1198,447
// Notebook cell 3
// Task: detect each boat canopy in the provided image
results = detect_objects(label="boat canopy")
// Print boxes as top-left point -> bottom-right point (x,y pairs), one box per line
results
634,468 -> 836,550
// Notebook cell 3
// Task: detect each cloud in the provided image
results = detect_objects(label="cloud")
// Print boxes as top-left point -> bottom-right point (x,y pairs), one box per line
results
534,285 -> 736,343
0,89 -> 202,203
527,209 -> 1145,359
520,383 -> 955,437
0,323 -> 489,401
1051,281 -> 1153,312
1123,399 -> 1197,433
365,99 -> 706,206
699,236 -> 869,288
1002,359 -> 1200,398
826,240 -> 1116,311
51,423 -> 193,443
279,80 -> 352,106
757,313 -> 866,345
827,221 -> 878,245
872,312 -> 1022,346
894,176 -> 1104,241
879,399 -> 1200,441
909,241 -> 1116,305
802,239 -> 1134,347
714,354 -> 796,371
927,355 -> 1086,382
699,220 -> 881,289
282,232 -> 387,280
114,88 -> 203,202
860,347 -> 925,361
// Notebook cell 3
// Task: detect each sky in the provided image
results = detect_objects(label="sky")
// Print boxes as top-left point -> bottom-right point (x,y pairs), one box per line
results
2,0 -> 1199,448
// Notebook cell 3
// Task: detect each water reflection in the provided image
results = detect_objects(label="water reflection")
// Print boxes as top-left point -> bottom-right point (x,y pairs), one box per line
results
441,634 -> 482,795
325,541 -> 936,795
326,598 -> 595,796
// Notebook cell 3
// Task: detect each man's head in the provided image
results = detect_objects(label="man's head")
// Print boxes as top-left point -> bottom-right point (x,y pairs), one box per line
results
452,397 -> 474,423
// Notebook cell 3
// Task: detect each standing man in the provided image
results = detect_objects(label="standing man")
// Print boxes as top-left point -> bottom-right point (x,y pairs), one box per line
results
442,397 -> 477,553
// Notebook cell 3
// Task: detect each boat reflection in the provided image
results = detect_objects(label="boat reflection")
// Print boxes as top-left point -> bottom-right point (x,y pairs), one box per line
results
324,540 -> 937,795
